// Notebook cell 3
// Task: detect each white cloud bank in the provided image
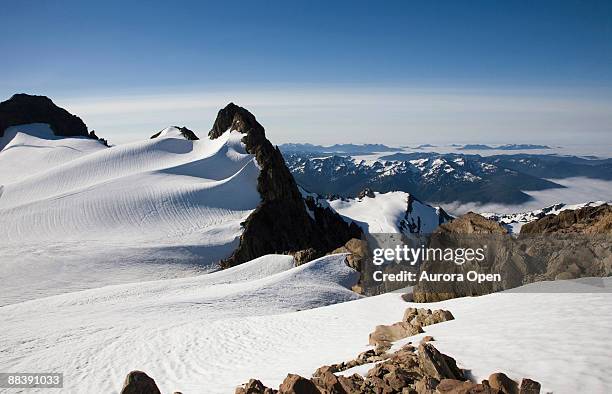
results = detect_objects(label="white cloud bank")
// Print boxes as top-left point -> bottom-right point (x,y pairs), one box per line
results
443,177 -> 612,216
53,86 -> 612,146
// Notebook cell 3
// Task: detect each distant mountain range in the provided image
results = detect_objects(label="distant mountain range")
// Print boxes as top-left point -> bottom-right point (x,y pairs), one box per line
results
283,151 -> 612,204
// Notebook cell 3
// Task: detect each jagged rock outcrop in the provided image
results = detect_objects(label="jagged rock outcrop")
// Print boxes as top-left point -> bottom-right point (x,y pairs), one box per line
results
520,204 -> 612,234
120,371 -> 161,394
234,306 -> 540,394
209,103 -> 361,267
0,93 -> 89,138
150,126 -> 199,140
236,343 -> 539,394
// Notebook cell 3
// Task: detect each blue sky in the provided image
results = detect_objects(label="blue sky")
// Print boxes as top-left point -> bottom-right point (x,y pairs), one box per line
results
1,0 -> 611,145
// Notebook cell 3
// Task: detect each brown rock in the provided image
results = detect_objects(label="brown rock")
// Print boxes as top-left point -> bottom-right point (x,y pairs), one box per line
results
403,308 -> 454,327
518,378 -> 541,394
235,379 -> 276,394
120,371 -> 161,394
368,321 -> 424,346
436,379 -> 500,393
279,374 -> 321,394
337,374 -> 364,394
488,373 -> 518,394
415,377 -> 439,394
418,343 -> 464,381
421,336 -> 435,343
294,248 -> 321,266
312,371 -> 345,394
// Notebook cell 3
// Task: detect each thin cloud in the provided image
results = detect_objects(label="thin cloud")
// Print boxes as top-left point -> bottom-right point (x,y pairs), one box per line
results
443,177 -> 612,216
54,87 -> 612,145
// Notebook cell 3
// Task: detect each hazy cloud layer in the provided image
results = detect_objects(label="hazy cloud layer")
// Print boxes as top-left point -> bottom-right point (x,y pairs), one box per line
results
54,87 -> 612,146
442,177 -> 612,216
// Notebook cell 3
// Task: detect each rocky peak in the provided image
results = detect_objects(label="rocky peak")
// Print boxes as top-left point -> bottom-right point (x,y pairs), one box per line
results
210,103 -> 361,267
209,102 -> 262,139
0,93 -> 89,138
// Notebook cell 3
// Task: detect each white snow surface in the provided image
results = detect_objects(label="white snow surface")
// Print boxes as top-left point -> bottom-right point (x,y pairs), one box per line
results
0,124 -> 261,304
0,254 -> 362,394
1,255 -> 609,393
329,191 -> 446,234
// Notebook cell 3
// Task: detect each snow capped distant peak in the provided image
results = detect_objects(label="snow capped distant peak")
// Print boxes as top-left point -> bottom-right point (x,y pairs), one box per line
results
329,191 -> 451,235
150,126 -> 199,140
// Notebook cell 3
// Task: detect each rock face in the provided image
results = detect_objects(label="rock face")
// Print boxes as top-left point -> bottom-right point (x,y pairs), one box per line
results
413,207 -> 612,302
150,126 -> 199,140
210,103 -> 361,267
120,371 -> 161,394
521,204 -> 612,234
0,94 -> 89,138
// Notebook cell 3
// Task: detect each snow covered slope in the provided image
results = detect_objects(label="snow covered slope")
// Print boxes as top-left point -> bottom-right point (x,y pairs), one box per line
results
0,254 -> 361,394
0,123 -> 106,184
328,191 -> 450,234
1,254 -> 608,394
0,124 -> 261,304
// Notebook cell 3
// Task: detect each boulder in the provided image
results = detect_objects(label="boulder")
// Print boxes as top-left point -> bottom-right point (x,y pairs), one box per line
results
403,308 -> 454,327
418,343 -> 464,381
518,378 -> 541,394
436,379 -> 500,393
278,374 -> 321,394
488,373 -> 518,394
368,321 -> 423,346
119,371 -> 161,394
235,379 -> 277,394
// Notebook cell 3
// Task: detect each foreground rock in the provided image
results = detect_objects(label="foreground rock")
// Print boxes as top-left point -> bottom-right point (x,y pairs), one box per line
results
369,308 -> 454,347
235,306 -> 539,394
120,371 -> 161,394
235,342 -> 540,394
212,103 -> 361,267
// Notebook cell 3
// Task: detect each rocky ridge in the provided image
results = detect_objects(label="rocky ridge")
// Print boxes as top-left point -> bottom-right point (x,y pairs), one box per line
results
520,203 -> 612,234
233,307 -> 541,394
209,103 -> 361,267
